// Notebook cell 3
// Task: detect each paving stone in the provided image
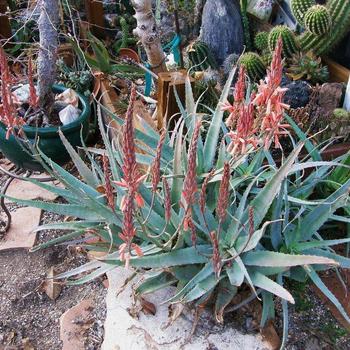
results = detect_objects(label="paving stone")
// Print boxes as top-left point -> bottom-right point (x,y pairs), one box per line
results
60,299 -> 94,350
5,174 -> 61,203
102,268 -> 269,350
0,207 -> 41,251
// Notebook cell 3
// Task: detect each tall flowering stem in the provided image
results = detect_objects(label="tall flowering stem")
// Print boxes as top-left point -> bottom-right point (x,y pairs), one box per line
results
162,177 -> 171,223
151,129 -> 166,193
217,162 -> 231,223
253,37 -> 290,148
0,48 -> 23,139
223,66 -> 246,128
227,100 -> 258,155
210,231 -> 221,278
114,85 -> 144,266
103,155 -> 115,211
28,57 -> 39,109
182,119 -> 201,230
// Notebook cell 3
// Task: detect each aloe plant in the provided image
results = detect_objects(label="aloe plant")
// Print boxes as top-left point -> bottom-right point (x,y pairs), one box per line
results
2,43 -> 350,345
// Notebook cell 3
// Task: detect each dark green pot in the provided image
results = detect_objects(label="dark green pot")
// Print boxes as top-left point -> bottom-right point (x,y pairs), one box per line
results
0,85 -> 90,172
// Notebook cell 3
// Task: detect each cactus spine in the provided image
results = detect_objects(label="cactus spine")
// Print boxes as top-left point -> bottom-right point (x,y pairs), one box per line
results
187,41 -> 218,71
268,25 -> 299,58
291,0 -> 316,26
304,5 -> 332,36
300,0 -> 350,55
239,52 -> 266,82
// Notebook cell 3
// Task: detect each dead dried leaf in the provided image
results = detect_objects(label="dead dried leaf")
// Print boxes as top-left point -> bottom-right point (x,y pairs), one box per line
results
42,266 -> 62,300
163,303 -> 185,329
22,338 -> 35,350
96,185 -> 106,194
261,320 -> 281,350
140,297 -> 156,316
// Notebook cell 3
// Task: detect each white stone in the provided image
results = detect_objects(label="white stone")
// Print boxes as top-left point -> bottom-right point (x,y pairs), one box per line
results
59,105 -> 80,125
102,268 -> 269,350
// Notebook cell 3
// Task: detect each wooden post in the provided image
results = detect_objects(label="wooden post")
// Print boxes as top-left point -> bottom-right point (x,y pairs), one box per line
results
0,0 -> 11,41
85,0 -> 105,38
156,70 -> 194,129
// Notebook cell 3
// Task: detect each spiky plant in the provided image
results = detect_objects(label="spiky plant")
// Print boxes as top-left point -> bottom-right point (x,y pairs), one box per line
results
291,0 -> 316,26
304,5 -> 332,36
299,0 -> 350,55
238,52 -> 266,82
286,51 -> 329,84
3,42 -> 350,344
187,41 -> 218,71
254,31 -> 269,53
268,25 -> 299,58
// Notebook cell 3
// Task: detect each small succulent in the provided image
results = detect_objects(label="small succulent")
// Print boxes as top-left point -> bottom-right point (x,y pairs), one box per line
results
304,5 -> 332,36
286,51 -> 329,84
268,25 -> 299,58
239,52 -> 266,82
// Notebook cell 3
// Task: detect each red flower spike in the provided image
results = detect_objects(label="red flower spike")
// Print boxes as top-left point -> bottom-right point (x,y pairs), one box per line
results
217,162 -> 231,222
163,177 -> 171,223
102,155 -> 115,211
182,119 -> 201,228
151,129 -> 166,193
210,231 -> 221,278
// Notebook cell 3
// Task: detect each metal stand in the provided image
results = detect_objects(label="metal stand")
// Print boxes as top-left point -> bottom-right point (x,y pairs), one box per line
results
0,163 -> 55,234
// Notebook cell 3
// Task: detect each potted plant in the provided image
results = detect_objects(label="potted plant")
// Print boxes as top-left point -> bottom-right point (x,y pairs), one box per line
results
0,0 -> 91,171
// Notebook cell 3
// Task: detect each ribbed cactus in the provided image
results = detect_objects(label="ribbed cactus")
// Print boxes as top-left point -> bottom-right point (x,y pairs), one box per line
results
187,41 -> 218,71
291,0 -> 316,26
300,0 -> 350,55
254,31 -> 269,53
268,25 -> 299,58
304,5 -> 332,36
239,52 -> 266,82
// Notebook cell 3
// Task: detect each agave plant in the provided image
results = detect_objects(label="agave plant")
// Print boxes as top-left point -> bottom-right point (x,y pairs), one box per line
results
2,40 -> 350,347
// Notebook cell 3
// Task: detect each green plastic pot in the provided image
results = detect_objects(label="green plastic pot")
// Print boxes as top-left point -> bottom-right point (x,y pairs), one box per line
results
0,84 -> 90,172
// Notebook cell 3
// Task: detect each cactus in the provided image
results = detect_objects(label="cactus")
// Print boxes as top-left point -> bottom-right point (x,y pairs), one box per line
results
239,52 -> 266,82
304,5 -> 332,36
240,0 -> 252,50
291,0 -> 316,26
187,41 -> 218,71
114,16 -> 137,53
268,25 -> 299,58
254,31 -> 269,53
300,0 -> 350,55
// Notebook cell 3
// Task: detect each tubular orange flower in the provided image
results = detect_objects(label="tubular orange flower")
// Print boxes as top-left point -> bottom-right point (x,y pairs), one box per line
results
227,100 -> 258,155
253,37 -> 290,149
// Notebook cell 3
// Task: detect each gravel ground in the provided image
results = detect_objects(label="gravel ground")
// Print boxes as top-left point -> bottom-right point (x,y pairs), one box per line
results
0,161 -> 107,349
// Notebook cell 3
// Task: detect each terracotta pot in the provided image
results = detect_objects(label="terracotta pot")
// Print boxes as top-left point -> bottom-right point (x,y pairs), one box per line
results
119,48 -> 140,63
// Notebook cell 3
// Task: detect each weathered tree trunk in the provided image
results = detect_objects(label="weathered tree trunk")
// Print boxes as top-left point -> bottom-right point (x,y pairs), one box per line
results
199,0 -> 243,65
131,0 -> 167,74
37,0 -> 59,117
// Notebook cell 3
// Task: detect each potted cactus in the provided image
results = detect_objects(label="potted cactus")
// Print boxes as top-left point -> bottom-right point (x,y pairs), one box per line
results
0,0 -> 91,171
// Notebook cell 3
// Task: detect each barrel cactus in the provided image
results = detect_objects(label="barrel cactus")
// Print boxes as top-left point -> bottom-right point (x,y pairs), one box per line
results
304,5 -> 332,36
239,52 -> 266,82
300,0 -> 350,55
187,41 -> 218,71
254,31 -> 269,53
291,0 -> 316,26
268,25 -> 299,58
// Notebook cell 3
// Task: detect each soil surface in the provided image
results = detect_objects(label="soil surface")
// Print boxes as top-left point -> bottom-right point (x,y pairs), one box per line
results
0,163 -> 106,350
